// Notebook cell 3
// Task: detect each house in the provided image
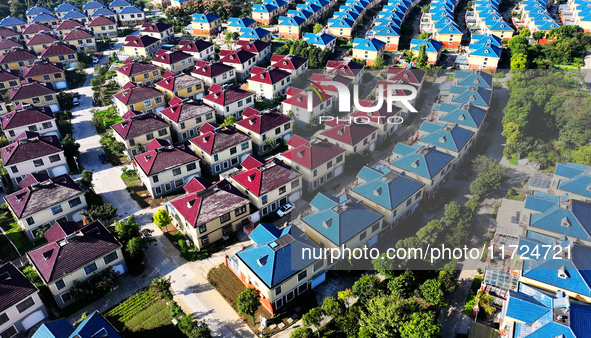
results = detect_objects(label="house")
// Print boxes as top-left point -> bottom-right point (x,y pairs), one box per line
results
151,49 -> 194,74
252,4 -> 280,25
166,177 -> 251,249
350,99 -> 402,142
32,311 -> 122,338
1,104 -> 59,141
0,68 -> 20,91
326,59 -> 365,83
202,85 -> 255,119
467,42 -> 502,71
118,6 -> 145,26
270,54 -> 309,77
278,15 -> 306,40
54,3 -> 81,19
4,174 -> 85,240
304,32 -> 337,51
122,35 -> 162,57
433,22 -> 463,48
27,221 -> 125,308
282,88 -> 334,125
87,16 -> 118,38
239,27 -> 272,43
302,193 -> 384,263
373,23 -> 401,51
0,48 -> 37,71
90,8 -> 117,22
0,16 -> 27,33
115,59 -> 163,85
280,136 -> 346,190
113,83 -> 166,115
220,49 -> 256,81
236,39 -> 272,66
133,139 -> 201,197
320,120 -> 378,155
62,28 -> 97,52
387,67 -> 425,92
60,10 -> 89,25
235,108 -> 293,155
0,262 -> 48,338
0,27 -> 20,41
247,66 -> 291,101
111,112 -> 171,157
229,158 -> 302,218
191,13 -> 221,37
350,166 -> 424,227
141,21 -> 174,43
30,13 -> 59,28
448,85 -> 492,109
436,102 -> 488,135
26,32 -> 59,54
227,17 -> 258,33
227,223 -> 324,314
416,121 -> 475,166
155,72 -> 204,100
21,23 -> 53,41
55,19 -> 84,37
352,38 -> 386,66
189,125 -> 252,175
410,38 -> 444,65
20,60 -> 63,90
191,61 -> 236,87
327,17 -> 355,38
178,39 -> 215,62
40,43 -> 78,69
26,5 -> 52,23
109,0 -> 133,13
160,98 -> 216,142
8,80 -> 59,112
389,144 -> 454,197
550,162 -> 591,201
83,1 -> 107,16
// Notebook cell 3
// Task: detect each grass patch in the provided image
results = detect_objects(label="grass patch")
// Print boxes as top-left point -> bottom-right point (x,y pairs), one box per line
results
92,108 -> 123,135
508,155 -> 519,165
0,204 -> 43,259
120,169 -> 183,208
254,101 -> 279,110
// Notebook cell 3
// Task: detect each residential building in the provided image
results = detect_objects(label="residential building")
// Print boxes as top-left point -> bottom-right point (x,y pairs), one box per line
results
326,59 -> 365,83
40,42 -> 78,69
416,121 -> 475,166
4,174 -> 85,240
448,85 -> 492,109
0,27 -> 20,41
270,54 -> 309,77
89,8 -> 117,21
8,80 -> 59,113
87,16 -> 118,38
134,139 -> 201,197
304,32 -> 337,51
436,102 -> 488,135
141,21 -> 174,42
0,104 -> 59,141
178,39 -> 215,62
54,3 -> 81,19
202,85 -> 255,119
191,60 -> 235,87
373,23 -> 401,51
220,49 -> 256,81
236,39 -> 272,66
247,66 -> 291,101
352,38 -> 386,66
191,13 -> 221,37
160,98 -> 216,142
82,1 -> 107,16
122,35 -> 162,57
239,27 -> 272,43
327,17 -> 355,38
277,15 -> 306,40
227,17 -> 258,33
387,67 -> 425,92
0,38 -> 20,54
111,112 -> 171,157
550,162 -> 591,202
320,120 -> 378,155
350,99 -> 402,143
32,311 -> 122,338
0,48 -> 37,71
109,0 -> 133,13
115,59 -> 163,85
30,13 -> 59,28
235,108 -> 293,155
60,10 -> 89,25
166,177 -> 251,249
55,19 -> 84,37
189,125 -> 252,175
0,68 -> 20,91
0,16 -> 27,33
26,32 -> 59,54
410,38 -> 444,65
62,28 -> 97,52
118,6 -> 145,26
151,49 -> 194,74
280,136 -> 346,190
27,221 -> 125,308
252,4 -> 280,25
22,24 -> 52,42
113,83 -> 166,115
227,224 -> 325,314
26,5 -> 53,23
466,42 -> 502,71
282,88 -> 334,125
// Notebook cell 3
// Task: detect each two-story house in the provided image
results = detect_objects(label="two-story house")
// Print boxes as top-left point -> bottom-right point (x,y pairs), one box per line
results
235,108 -> 293,155
326,59 -> 365,83
54,3 -> 81,19
0,69 -> 19,92
151,49 -> 194,74
436,102 -> 488,136
178,39 -> 215,62
229,158 -> 302,218
247,66 -> 291,101
281,88 -> 334,126
352,37 -> 386,66
238,27 -> 272,42
134,139 -> 201,197
189,125 -> 252,175
111,112 -> 171,157
278,15 -> 306,40
60,10 -> 89,25
0,262 -> 48,338
8,80 -> 59,113
349,100 -> 402,143
190,13 -> 221,37
166,177 -> 251,249
123,35 -> 161,57
236,39 -> 272,66
416,121 -> 475,167
109,0 -> 133,12
280,136 -> 346,190
118,6 -> 145,26
113,83 -> 166,115
270,54 -> 308,77
202,85 -> 255,119
0,16 -> 27,33
89,8 -> 117,22
0,38 -> 21,54
227,17 -> 258,33
320,120 -> 378,155
27,221 -> 125,308
141,21 -> 174,43
40,42 -> 78,69
82,1 -> 106,16
155,72 -> 204,100
87,16 -> 118,38
26,32 -> 59,54
1,104 -> 59,141
26,5 -> 52,23
55,19 -> 84,37
115,59 -> 163,85
252,4 -> 279,25
227,223 -> 325,314
22,60 -> 67,90
220,49 -> 256,82
191,60 -> 236,87
30,13 -> 59,28
0,48 -> 37,71
4,174 -> 86,240
304,32 -> 337,51
62,28 -> 97,52
32,311 -> 122,338
160,98 -> 216,142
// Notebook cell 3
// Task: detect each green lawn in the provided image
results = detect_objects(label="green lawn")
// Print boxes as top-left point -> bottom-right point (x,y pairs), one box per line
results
0,204 -> 42,260
508,155 -> 519,165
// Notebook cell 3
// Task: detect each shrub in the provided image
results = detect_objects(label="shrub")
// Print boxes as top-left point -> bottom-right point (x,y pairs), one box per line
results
153,209 -> 172,228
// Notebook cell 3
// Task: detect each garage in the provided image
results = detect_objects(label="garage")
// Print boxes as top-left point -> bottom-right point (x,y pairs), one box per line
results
22,310 -> 46,330
53,81 -> 68,90
112,262 -> 127,275
334,165 -> 343,177
289,191 -> 301,203
51,165 -> 68,177
48,104 -> 60,112
367,234 -> 378,247
310,271 -> 326,289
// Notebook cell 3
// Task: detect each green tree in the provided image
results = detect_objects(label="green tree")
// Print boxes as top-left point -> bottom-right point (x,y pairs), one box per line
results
438,270 -> 458,294
572,145 -> 591,165
63,134 -> 81,159
81,170 -> 93,188
302,307 -> 323,336
420,279 -> 445,308
8,0 -> 26,17
372,55 -> 387,69
387,270 -> 416,298
399,312 -> 441,338
313,23 -> 323,33
416,219 -> 442,244
510,53 -> 529,69
153,209 -> 172,228
416,44 -> 428,69
220,115 -> 236,126
352,274 -> 384,302
359,296 -> 410,337
321,296 -> 346,321
290,326 -> 314,338
417,32 -> 431,39
237,287 -> 260,324
502,121 -> 521,144
82,203 -> 118,223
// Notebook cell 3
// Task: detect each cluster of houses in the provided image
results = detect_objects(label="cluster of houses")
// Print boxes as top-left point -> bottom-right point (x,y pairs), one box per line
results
277,0 -> 336,40
367,0 -> 419,51
514,0 -> 561,33
483,161 -> 591,337
561,0 -> 591,31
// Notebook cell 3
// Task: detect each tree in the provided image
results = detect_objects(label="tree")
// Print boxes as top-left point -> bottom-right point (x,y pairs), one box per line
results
113,215 -> 153,248
290,327 -> 314,338
416,219 -> 442,244
352,274 -> 384,302
237,287 -> 260,324
153,209 -> 172,228
82,203 -> 118,223
387,270 -> 416,298
510,53 -> 529,69
438,270 -> 458,294
220,115 -> 236,126
178,314 -> 212,338
502,122 -> 521,145
8,0 -> 26,18
399,312 -> 441,338
63,134 -> 81,159
302,307 -> 323,332
417,32 -> 431,39
416,44 -> 428,69
81,170 -> 93,188
321,296 -> 346,321
358,296 -> 410,337
572,145 -> 591,165
126,237 -> 148,261
372,56 -> 387,69
313,23 -> 323,33
420,279 -> 445,308
477,290 -> 496,316
150,276 -> 172,299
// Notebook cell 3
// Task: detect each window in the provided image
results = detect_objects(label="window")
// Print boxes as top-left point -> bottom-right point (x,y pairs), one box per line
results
172,168 -> 181,176
16,297 -> 35,313
372,223 -> 380,233
43,74 -> 51,81
0,326 -> 17,338
10,166 -> 18,174
284,123 -> 290,130
103,251 -> 118,264
158,128 -> 167,136
198,224 -> 206,234
297,270 -> 308,282
195,116 -> 202,124
285,290 -> 294,302
33,159 -> 44,167
186,163 -> 197,171
406,198 -> 412,207
58,55 -> 65,61
220,213 -> 231,223
54,73 -> 62,79
237,100 -> 243,107
336,154 -> 343,163
261,195 -> 268,204
84,262 -> 98,275
60,291 -> 73,303
298,283 -> 308,294
55,279 -> 66,290
28,125 -> 38,132
144,99 -> 152,107
235,205 -> 247,217
313,169 -> 317,177
65,195 -> 81,208
275,127 -> 281,135
49,154 -> 61,163
0,313 -> 8,326
229,146 -> 237,155
154,186 -> 162,195
206,113 -> 213,120
241,142 -> 249,150
44,94 -> 54,102
26,217 -> 35,226
152,175 -> 159,183
32,97 -> 41,104
279,185 -> 286,195
415,191 -> 422,199
359,231 -> 367,241
274,286 -> 282,296
231,157 -> 238,165
175,179 -> 184,187
42,122 -> 52,129
165,183 -> 172,191
146,132 -> 154,140
213,154 -> 219,162
246,97 -> 252,104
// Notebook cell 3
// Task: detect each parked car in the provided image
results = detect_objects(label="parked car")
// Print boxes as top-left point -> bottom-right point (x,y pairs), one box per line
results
72,96 -> 79,106
276,203 -> 294,217
92,57 -> 99,65
98,153 -> 108,164
73,92 -> 80,98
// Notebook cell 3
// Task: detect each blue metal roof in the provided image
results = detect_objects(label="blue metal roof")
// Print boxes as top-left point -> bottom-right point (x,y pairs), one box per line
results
32,319 -> 74,338
278,16 -> 305,26
393,143 -> 422,157
455,71 -> 493,88
558,173 -> 591,199
55,3 -> 80,13
70,311 -> 122,338
263,0 -> 287,7
391,145 -> 454,179
192,13 -> 220,22
304,32 -> 336,46
91,8 -> 116,16
438,103 -> 487,128
419,122 -> 474,152
310,192 -> 344,210
109,0 -> 132,7
252,4 -> 278,13
530,199 -> 591,241
228,17 -> 257,28
240,27 -> 271,39
506,290 -> 551,324
119,6 -> 143,14
352,167 -> 424,210
524,193 -> 560,213
373,25 -> 401,37
0,16 -> 26,27
83,1 -> 106,10
536,20 -> 559,31
328,17 -> 355,28
333,11 -> 359,22
555,163 -> 589,178
26,5 -> 52,16
450,86 -> 492,107
410,39 -> 444,53
248,223 -> 283,246
469,43 -> 502,57
488,19 -> 513,31
31,13 -> 58,23
62,10 -> 87,20
353,38 -> 386,51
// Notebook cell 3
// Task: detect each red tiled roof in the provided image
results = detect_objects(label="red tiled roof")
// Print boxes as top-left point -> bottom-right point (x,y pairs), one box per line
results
198,122 -> 218,134
113,84 -> 164,105
240,154 -> 265,169
282,137 -> 345,170
231,158 -> 300,196
116,60 -> 160,77
22,60 -> 63,78
0,262 -> 37,313
236,39 -> 271,54
26,32 -> 58,45
63,28 -> 94,40
55,19 -> 83,31
18,172 -> 50,189
43,221 -> 80,243
1,105 -> 53,129
326,60 -> 364,77
235,110 -> 291,134
202,86 -> 254,106
189,125 -> 251,155
87,16 -> 116,27
248,66 -> 290,85
183,176 -> 212,193
283,90 -> 329,109
0,48 -> 37,64
241,106 -> 260,117
152,49 -> 192,65
0,27 -> 19,39
160,99 -> 214,123
192,61 -> 234,78
309,72 -> 352,92
179,39 -> 213,53
8,80 -> 55,101
0,69 -> 19,82
270,54 -> 308,70
141,21 -> 172,33
387,67 -> 424,85
22,23 -> 52,36
220,49 -> 255,65
351,99 -> 402,124
0,39 -> 20,51
320,121 -> 377,146
134,139 -> 198,175
111,113 -> 169,139
40,42 -> 77,57
155,73 -> 202,91
124,35 -> 160,48
0,131 -> 61,166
